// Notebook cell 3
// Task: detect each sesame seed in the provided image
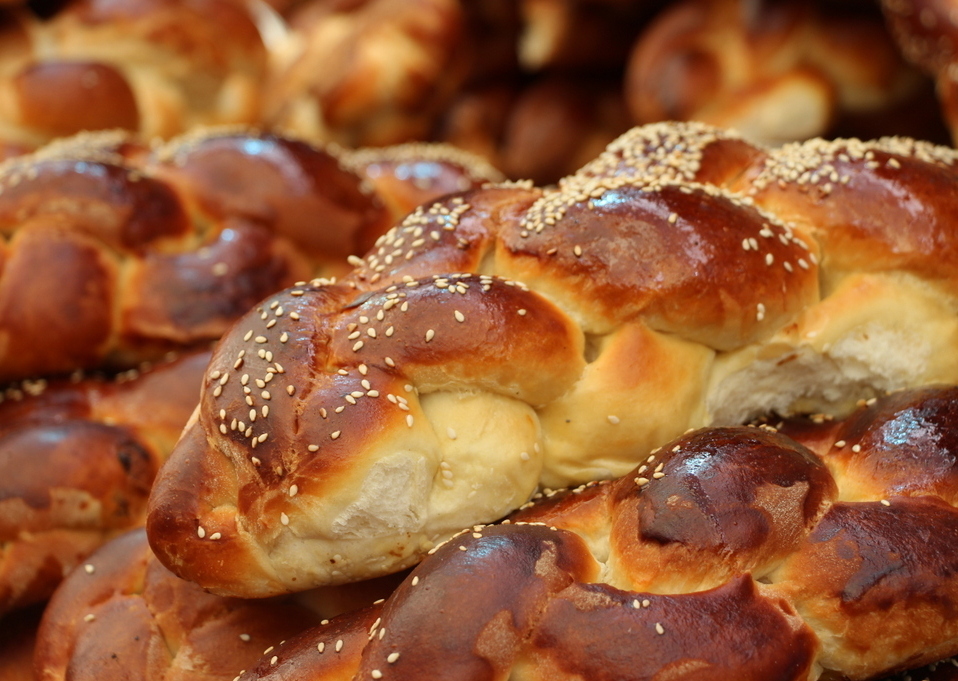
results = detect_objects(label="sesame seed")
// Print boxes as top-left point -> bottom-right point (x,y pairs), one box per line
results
335,640 -> 343,652
655,623 -> 665,635
317,642 -> 325,653
573,245 -> 583,257
289,485 -> 298,497
243,330 -> 253,341
454,310 -> 465,322
447,428 -> 457,439
84,614 -> 95,622
331,431 -> 341,439
353,341 -> 364,352
281,512 -> 290,525
387,652 -> 400,663
881,499 -> 891,506
240,634 -> 251,642
255,336 -> 267,344
607,415 -> 620,424
425,329 -> 435,342
270,657 -> 278,665
197,526 -> 206,539
406,415 -> 414,428
84,564 -> 95,574
210,532 -> 221,540
851,444 -> 862,453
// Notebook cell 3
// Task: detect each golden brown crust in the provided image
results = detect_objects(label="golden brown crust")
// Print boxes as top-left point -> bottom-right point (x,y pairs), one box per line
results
0,350 -> 208,616
0,126 -> 482,382
771,497 -> 958,679
0,0 -> 266,145
264,0 -> 467,147
739,137 -> 958,296
147,130 -> 392,269
33,529 -> 322,681
626,0 -> 921,145
606,426 -> 836,593
333,142 -> 505,231
237,525 -> 819,681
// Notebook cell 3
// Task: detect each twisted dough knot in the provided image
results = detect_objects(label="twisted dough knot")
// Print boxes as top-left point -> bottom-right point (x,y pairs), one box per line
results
148,121 -> 958,597
147,273 -> 584,596
237,386 -> 958,681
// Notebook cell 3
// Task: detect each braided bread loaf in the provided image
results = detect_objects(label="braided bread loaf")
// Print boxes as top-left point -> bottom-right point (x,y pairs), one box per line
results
230,385 -> 958,681
146,121 -> 958,597
0,0 -> 267,149
0,350 -> 210,617
0,127 -> 500,383
263,0 -> 467,148
626,0 -> 925,145
881,0 -> 958,144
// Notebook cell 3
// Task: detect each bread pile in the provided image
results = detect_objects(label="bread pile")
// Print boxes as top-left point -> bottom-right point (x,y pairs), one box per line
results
0,0 -> 941,185
265,0 -> 940,183
0,124 -> 502,679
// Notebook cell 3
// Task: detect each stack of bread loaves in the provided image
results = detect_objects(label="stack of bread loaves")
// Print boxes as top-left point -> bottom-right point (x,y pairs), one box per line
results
0,124 -> 503,679
120,120 -> 958,680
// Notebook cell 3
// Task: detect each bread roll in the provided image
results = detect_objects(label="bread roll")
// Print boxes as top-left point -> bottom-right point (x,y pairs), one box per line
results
264,0 -> 467,147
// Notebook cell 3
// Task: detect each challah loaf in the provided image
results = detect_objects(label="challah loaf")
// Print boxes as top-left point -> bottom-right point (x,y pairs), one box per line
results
0,0 -> 267,148
232,386 -> 958,681
0,126 -> 501,383
880,0 -> 958,144
33,529 -> 323,681
0,349 -> 209,617
146,121 -> 958,597
626,0 -> 924,145
263,0 -> 467,148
